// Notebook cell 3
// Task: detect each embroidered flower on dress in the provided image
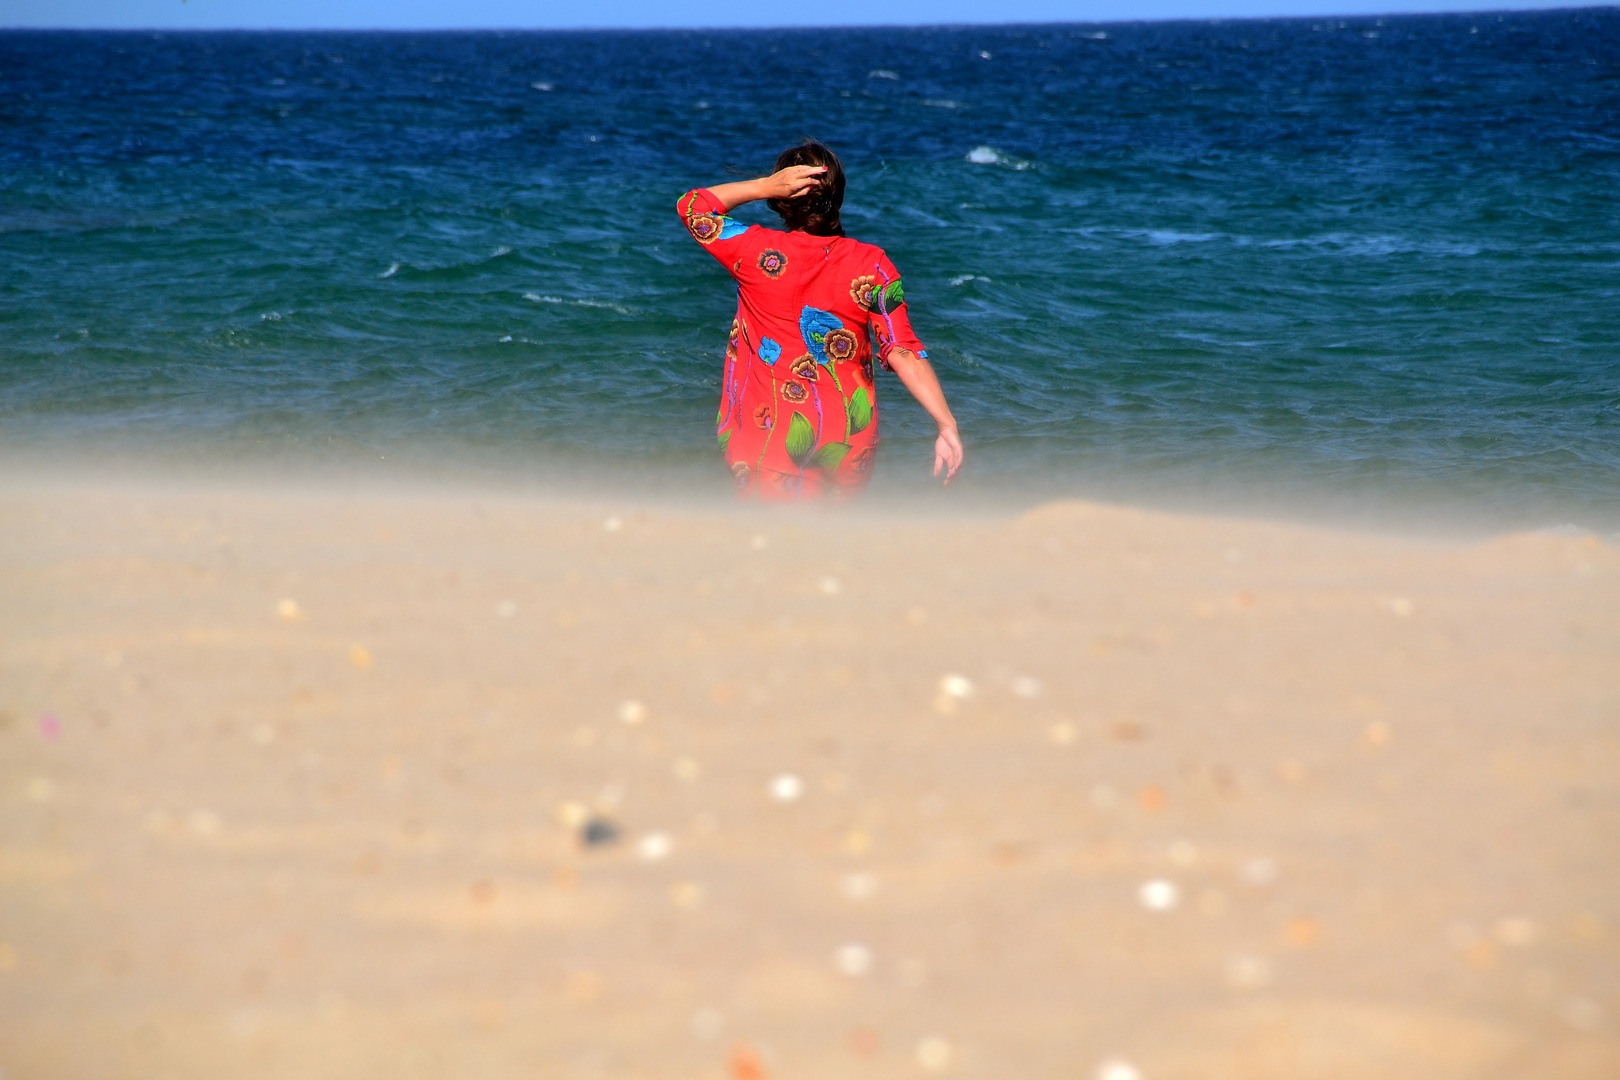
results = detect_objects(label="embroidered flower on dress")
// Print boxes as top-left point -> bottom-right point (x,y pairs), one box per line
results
850,275 -> 878,311
758,338 -> 782,364
781,382 -> 809,403
789,355 -> 819,381
823,328 -> 858,362
859,356 -> 874,383
730,461 -> 751,489
753,404 -> 773,429
758,249 -> 788,278
687,213 -> 724,244
799,306 -> 845,365
729,317 -> 744,350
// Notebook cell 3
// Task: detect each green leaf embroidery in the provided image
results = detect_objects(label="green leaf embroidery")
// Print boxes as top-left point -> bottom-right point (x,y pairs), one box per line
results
880,280 -> 905,308
784,412 -> 815,467
718,430 -> 730,453
808,442 -> 850,471
716,408 -> 724,426
846,387 -> 872,435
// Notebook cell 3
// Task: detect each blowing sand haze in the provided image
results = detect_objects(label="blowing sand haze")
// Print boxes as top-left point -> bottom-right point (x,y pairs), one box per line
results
2,479 -> 1617,1078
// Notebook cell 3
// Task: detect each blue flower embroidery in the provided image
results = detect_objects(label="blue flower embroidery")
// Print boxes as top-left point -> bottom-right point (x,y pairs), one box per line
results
718,216 -> 749,240
798,306 -> 844,366
758,338 -> 782,364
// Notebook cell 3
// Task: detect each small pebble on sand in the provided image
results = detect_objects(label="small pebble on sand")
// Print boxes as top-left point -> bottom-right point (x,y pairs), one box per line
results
579,816 -> 620,848
348,644 -> 372,670
749,534 -> 768,551
495,599 -> 517,618
915,1036 -> 953,1071
38,713 -> 60,740
670,881 -> 704,909
835,943 -> 873,977
1168,840 -> 1198,867
1241,857 -> 1279,886
939,674 -> 975,699
840,871 -> 879,901
1138,879 -> 1179,912
1011,676 -> 1043,699
25,777 -> 55,803
770,774 -> 804,803
1095,1058 -> 1143,1080
276,598 -> 302,621
637,831 -> 672,862
1363,721 -> 1392,748
690,1006 -> 724,1040
1049,722 -> 1078,745
1383,595 -> 1415,617
1090,784 -> 1118,810
602,515 -> 623,532
188,809 -> 222,836
556,801 -> 588,827
617,699 -> 647,725
250,723 -> 277,747
1225,954 -> 1272,989
1494,916 -> 1540,947
818,575 -> 843,595
673,756 -> 700,782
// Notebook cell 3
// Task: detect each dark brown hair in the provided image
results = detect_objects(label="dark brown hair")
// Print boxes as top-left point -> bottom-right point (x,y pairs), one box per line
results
767,141 -> 846,237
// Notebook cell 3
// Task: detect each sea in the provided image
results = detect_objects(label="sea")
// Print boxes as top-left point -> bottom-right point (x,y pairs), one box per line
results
2,10 -> 1618,530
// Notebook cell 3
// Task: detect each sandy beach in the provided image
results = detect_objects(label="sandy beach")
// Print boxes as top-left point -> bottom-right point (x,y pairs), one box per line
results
2,476 -> 1617,1079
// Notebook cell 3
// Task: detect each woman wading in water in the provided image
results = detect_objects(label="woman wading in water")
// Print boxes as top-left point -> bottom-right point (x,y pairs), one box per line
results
678,142 -> 963,500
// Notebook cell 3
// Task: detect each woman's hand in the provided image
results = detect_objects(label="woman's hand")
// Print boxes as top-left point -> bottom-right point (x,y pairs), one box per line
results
708,166 -> 827,212
934,425 -> 964,485
760,165 -> 827,201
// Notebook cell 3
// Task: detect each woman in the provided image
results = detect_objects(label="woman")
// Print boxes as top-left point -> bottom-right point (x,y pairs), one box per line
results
678,142 -> 963,500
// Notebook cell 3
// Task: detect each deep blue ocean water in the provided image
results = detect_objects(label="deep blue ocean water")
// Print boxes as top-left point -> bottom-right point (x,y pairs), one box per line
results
2,11 -> 1618,527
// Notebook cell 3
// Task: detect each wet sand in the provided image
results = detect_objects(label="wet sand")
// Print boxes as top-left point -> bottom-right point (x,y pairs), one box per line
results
2,478 -> 1617,1079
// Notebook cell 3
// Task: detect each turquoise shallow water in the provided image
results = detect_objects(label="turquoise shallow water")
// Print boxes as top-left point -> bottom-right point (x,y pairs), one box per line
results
2,12 -> 1618,527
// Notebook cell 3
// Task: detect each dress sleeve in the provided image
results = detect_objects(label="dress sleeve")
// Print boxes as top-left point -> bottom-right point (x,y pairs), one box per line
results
676,188 -> 755,271
865,250 -> 927,366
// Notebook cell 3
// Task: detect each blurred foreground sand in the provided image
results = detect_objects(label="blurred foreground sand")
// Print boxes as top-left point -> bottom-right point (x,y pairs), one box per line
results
2,480 -> 1618,1080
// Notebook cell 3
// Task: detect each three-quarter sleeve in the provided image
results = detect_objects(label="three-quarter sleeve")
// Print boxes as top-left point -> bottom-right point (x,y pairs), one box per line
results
676,188 -> 755,271
865,250 -> 927,365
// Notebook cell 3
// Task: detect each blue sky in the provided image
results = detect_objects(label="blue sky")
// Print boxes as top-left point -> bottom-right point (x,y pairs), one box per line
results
1,0 -> 1599,29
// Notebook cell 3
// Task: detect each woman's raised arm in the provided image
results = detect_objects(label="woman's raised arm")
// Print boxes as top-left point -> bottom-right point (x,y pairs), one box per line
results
705,165 -> 826,212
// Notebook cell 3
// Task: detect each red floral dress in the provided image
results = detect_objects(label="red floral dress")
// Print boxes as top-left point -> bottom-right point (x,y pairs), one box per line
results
678,188 -> 928,500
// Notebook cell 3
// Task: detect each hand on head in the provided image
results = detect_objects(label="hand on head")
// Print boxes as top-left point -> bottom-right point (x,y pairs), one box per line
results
764,165 -> 827,201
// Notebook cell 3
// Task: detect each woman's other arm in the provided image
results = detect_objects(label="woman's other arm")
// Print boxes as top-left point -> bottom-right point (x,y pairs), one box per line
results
885,347 -> 964,484
705,166 -> 826,212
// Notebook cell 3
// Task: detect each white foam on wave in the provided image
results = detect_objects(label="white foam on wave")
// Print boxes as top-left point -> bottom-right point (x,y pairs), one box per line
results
949,274 -> 991,286
492,246 -> 513,257
967,146 -> 1030,170
868,69 -> 899,80
922,99 -> 963,109
530,81 -> 554,91
379,262 -> 400,279
522,292 -> 631,315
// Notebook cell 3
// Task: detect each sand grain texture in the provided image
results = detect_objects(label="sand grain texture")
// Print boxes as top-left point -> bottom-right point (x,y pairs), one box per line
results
1,483 -> 1617,1079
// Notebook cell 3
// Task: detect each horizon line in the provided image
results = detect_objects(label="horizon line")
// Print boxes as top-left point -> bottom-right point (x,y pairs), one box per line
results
3,3 -> 1613,34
